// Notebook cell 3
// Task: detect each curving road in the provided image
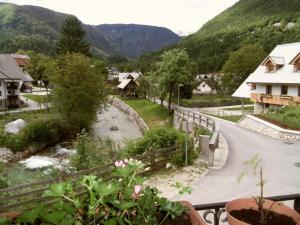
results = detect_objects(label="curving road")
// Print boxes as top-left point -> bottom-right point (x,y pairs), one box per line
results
179,111 -> 300,205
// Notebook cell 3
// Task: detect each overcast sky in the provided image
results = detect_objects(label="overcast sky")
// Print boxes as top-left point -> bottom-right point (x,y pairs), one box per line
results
1,0 -> 239,35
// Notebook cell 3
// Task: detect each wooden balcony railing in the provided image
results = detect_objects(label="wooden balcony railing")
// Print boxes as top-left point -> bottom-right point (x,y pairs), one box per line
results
251,93 -> 300,106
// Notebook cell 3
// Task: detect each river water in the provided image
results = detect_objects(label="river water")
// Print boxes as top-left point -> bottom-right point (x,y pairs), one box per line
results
2,104 -> 143,186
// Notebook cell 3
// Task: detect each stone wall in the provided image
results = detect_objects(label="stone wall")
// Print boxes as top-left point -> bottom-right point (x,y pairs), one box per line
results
108,96 -> 149,134
238,115 -> 300,142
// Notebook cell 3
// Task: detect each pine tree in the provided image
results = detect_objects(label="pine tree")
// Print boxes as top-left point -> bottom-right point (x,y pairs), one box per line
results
56,16 -> 91,56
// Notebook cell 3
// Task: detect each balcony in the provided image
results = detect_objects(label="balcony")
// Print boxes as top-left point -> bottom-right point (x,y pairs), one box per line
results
251,93 -> 300,106
6,83 -> 19,90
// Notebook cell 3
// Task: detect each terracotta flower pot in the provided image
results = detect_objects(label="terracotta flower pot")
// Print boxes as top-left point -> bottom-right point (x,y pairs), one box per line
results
162,201 -> 207,225
225,198 -> 300,225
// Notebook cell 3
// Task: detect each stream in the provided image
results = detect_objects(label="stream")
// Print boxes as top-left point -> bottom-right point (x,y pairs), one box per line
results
2,104 -> 143,186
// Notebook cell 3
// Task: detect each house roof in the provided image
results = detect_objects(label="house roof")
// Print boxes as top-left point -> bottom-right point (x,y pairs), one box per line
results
117,79 -> 132,89
23,72 -> 34,82
11,54 -> 30,67
289,52 -> 300,65
261,56 -> 285,66
245,42 -> 300,84
118,72 -> 142,82
0,54 -> 26,81
232,77 -> 252,98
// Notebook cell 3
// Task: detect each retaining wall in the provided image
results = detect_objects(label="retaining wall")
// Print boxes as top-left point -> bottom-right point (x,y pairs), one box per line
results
108,96 -> 149,134
238,115 -> 300,142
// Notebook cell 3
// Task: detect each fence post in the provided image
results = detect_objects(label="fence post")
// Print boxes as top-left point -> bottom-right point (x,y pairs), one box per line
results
206,118 -> 209,128
150,148 -> 156,171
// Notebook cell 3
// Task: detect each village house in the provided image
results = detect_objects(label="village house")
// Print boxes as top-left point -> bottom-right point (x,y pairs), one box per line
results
11,54 -> 34,92
117,72 -> 142,97
233,42 -> 300,113
0,54 -> 32,109
194,73 -> 222,95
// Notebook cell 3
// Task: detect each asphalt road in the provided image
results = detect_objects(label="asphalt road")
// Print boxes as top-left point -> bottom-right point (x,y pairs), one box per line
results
179,115 -> 300,205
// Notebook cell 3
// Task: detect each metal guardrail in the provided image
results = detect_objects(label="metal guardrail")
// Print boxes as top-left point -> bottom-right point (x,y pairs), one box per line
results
193,193 -> 300,225
175,107 -> 220,166
0,146 -> 178,213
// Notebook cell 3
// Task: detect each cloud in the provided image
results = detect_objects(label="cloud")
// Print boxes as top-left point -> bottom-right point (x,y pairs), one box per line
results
0,0 -> 239,33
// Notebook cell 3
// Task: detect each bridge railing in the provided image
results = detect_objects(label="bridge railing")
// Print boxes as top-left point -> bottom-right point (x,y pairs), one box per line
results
174,107 -> 219,167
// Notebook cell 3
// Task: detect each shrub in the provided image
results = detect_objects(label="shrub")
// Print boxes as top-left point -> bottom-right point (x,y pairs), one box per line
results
70,131 -> 117,170
122,127 -> 179,156
122,127 -> 197,166
22,117 -> 69,150
171,132 -> 197,166
0,117 -> 70,153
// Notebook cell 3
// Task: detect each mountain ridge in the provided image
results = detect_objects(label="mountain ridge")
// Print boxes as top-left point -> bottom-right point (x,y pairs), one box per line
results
0,3 -> 180,58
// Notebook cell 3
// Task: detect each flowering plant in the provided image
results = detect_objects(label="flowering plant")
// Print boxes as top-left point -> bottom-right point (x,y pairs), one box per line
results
3,159 -> 187,225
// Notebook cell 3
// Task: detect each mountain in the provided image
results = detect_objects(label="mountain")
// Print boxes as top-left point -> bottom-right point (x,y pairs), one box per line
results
175,0 -> 300,73
0,3 -> 181,58
97,24 -> 181,58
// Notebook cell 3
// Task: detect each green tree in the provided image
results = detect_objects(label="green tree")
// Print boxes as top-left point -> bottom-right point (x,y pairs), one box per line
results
51,53 -> 106,133
56,16 -> 90,56
25,52 -> 54,111
136,76 -> 150,99
155,49 -> 191,113
222,44 -> 266,94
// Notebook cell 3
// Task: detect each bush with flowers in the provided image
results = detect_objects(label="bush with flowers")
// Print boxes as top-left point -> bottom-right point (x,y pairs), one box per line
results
0,159 -> 188,225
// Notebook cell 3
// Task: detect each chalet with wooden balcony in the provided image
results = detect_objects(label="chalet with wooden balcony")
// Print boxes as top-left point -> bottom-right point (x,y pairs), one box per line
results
117,72 -> 142,97
233,42 -> 300,113
0,54 -> 29,109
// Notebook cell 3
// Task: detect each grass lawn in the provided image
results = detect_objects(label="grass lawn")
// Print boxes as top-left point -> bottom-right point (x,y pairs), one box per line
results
23,94 -> 49,104
259,106 -> 300,130
223,106 -> 254,111
121,98 -> 171,128
181,94 -> 252,108
217,115 -> 244,123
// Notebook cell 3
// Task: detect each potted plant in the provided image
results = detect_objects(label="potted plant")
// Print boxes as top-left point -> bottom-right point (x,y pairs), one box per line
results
0,159 -> 206,225
225,154 -> 300,225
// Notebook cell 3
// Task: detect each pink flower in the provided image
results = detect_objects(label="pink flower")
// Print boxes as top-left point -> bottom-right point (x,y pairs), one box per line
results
114,160 -> 124,167
132,185 -> 142,199
134,185 -> 142,194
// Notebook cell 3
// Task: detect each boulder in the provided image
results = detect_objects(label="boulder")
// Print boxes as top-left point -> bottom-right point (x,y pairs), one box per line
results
4,119 -> 26,134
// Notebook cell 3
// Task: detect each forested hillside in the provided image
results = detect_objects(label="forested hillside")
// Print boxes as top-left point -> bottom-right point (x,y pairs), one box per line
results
98,24 -> 180,58
0,3 -> 118,56
0,3 -> 181,58
137,0 -> 300,74
179,0 -> 300,73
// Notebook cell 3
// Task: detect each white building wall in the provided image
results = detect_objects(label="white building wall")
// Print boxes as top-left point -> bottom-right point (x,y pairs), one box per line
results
256,84 -> 300,97
0,80 -> 6,100
288,85 -> 299,96
256,84 -> 265,93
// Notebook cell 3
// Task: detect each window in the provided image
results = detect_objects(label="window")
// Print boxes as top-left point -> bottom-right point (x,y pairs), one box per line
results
281,86 -> 288,95
266,85 -> 272,95
0,91 -> 1,96
298,87 -> 300,96
294,64 -> 300,72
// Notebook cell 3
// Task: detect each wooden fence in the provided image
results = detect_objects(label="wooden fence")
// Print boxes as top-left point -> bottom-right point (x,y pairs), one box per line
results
0,146 -> 178,213
174,107 -> 220,166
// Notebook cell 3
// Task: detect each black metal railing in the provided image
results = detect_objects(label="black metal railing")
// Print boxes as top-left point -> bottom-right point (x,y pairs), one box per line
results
192,193 -> 300,225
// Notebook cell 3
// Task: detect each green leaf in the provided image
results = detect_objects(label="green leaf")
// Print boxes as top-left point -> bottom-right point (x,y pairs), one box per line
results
119,202 -> 137,210
40,211 -> 66,224
0,217 -> 9,225
94,182 -> 119,197
104,218 -> 118,225
44,183 -> 67,197
237,171 -> 246,183
16,204 -> 44,223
